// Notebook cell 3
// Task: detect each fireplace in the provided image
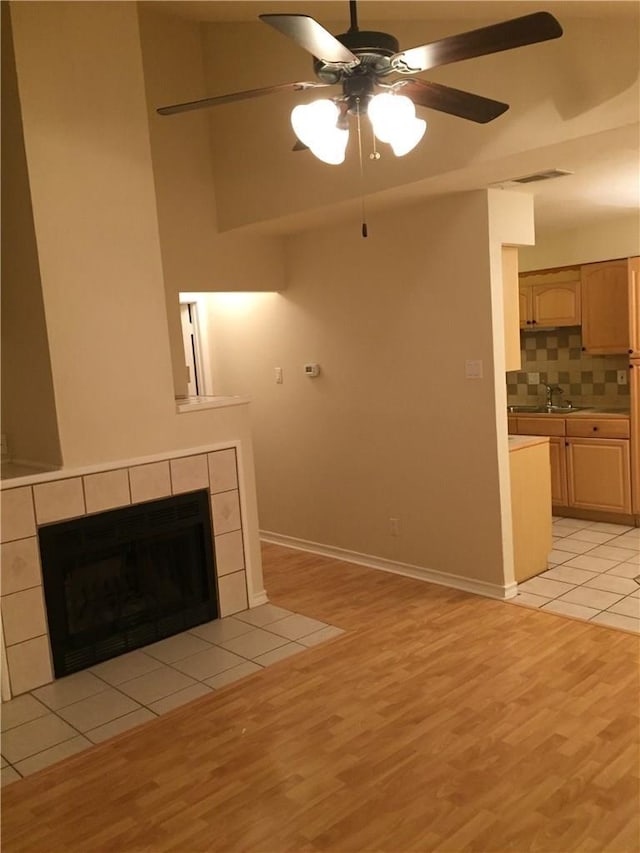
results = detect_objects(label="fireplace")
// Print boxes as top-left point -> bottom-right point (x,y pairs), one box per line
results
39,490 -> 218,678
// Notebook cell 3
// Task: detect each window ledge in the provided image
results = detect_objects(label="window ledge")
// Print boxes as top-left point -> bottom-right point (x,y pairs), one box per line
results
176,395 -> 251,414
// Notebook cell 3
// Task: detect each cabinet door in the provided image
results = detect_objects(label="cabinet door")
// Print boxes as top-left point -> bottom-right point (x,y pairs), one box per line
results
566,438 -> 631,513
519,287 -> 532,328
630,361 -> 640,515
581,260 -> 629,354
549,437 -> 567,506
531,283 -> 581,327
629,257 -> 640,357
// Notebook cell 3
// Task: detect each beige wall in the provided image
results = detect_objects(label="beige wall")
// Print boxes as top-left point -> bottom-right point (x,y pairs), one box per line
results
202,190 -> 533,589
520,213 -> 640,270
137,6 -> 285,397
1,4 -> 61,468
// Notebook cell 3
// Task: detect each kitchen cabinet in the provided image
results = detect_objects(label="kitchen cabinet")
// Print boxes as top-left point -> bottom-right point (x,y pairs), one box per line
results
581,259 -> 630,354
509,437 -> 552,582
630,360 -> 640,516
629,256 -> 640,358
566,438 -> 631,514
511,414 -> 632,518
518,268 -> 581,328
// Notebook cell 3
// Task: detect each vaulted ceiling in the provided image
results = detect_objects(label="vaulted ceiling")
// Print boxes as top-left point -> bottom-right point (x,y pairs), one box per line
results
146,1 -> 639,238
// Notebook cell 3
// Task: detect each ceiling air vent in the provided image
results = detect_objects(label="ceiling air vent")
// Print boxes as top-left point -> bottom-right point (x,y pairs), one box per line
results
508,169 -> 573,184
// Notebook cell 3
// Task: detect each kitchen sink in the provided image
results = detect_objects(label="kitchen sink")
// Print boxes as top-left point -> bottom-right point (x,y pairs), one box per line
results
507,405 -> 587,414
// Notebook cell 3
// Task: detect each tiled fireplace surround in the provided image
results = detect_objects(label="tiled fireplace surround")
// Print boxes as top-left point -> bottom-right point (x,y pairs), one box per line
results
0,444 -> 262,701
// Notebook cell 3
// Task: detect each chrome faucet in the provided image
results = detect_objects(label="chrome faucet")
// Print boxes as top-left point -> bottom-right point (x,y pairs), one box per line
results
543,383 -> 563,410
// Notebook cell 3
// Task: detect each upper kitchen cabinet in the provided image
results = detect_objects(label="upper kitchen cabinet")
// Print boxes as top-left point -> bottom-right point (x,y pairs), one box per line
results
518,267 -> 581,328
628,256 -> 640,358
581,259 -> 630,354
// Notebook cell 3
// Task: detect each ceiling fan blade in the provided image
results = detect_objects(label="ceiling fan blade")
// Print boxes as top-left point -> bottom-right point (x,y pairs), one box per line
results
157,80 -> 330,116
394,79 -> 508,123
391,12 -> 562,74
259,14 -> 359,65
292,139 -> 309,151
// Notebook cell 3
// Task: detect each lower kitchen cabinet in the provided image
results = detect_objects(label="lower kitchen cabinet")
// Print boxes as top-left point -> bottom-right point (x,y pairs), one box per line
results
566,438 -> 632,514
549,437 -> 568,506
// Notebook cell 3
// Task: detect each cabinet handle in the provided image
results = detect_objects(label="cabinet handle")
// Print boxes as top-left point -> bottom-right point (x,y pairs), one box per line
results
629,349 -> 634,354
526,320 -> 532,325
581,346 -> 586,351
592,426 -> 598,432
532,320 -> 537,325
565,441 -> 569,447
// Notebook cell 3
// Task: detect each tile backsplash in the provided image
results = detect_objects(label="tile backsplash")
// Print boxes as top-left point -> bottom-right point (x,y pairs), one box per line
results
506,327 -> 630,409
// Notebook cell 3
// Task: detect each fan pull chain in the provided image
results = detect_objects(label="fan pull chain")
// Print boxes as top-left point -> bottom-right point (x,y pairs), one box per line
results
355,100 -> 368,238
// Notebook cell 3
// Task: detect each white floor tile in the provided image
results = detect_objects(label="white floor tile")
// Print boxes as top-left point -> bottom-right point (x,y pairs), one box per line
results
298,626 -> 346,646
148,684 -> 213,716
170,646 -> 247,681
144,633 -> 213,664
583,575 -> 640,596
563,529 -> 618,545
630,589 -> 640,599
1,714 -> 78,764
32,671 -> 108,711
89,650 -> 164,686
265,614 -> 328,641
233,604 -> 294,628
551,539 -> 601,555
541,600 -> 601,621
590,611 -> 640,633
116,665 -> 198,706
1,766 -> 21,786
204,662 -> 263,690
188,617 -> 254,644
552,518 -> 594,530
539,566 -> 597,586
86,709 -> 157,743
586,545 -> 639,563
217,627 -> 290,659
562,555 -> 621,574
0,694 -> 49,732
518,577 -> 576,599
547,550 -> 574,566
557,587 -> 625,611
606,597 -> 640,618
1,756 -> 7,768
551,524 -> 573,538
611,533 -> 640,550
14,736 -> 91,777
253,643 -> 306,667
606,562 -> 640,579
56,688 -> 142,733
586,522 -> 633,535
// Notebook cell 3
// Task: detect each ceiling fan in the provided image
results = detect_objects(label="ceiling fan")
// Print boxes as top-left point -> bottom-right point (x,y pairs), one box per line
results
157,1 -> 562,164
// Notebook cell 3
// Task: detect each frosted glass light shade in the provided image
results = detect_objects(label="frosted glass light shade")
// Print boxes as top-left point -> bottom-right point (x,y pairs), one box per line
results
368,93 -> 415,143
389,118 -> 427,156
291,100 -> 349,165
368,93 -> 426,156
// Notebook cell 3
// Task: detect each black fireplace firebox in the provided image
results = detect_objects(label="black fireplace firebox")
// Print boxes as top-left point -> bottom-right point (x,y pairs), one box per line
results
39,490 -> 218,678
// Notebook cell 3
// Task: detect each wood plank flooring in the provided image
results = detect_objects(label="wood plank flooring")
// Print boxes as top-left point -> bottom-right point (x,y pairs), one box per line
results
2,542 -> 639,852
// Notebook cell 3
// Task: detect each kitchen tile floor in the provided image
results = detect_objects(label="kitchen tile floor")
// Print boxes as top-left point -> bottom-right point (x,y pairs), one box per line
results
0,604 -> 344,787
512,519 -> 640,632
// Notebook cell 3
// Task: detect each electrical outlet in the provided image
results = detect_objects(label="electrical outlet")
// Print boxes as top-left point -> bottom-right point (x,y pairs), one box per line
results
617,370 -> 628,386
528,372 -> 540,386
389,517 -> 400,536
275,367 -> 283,384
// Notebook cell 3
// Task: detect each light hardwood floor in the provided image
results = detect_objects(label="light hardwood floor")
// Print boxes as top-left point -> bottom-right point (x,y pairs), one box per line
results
2,543 -> 639,852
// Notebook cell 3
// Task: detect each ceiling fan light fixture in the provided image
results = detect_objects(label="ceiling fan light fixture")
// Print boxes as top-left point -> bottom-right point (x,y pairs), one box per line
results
367,93 -> 415,143
291,100 -> 349,164
389,117 -> 427,157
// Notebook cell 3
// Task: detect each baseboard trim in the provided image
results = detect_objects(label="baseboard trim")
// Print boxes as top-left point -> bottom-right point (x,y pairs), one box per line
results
260,531 -> 517,601
248,589 -> 269,607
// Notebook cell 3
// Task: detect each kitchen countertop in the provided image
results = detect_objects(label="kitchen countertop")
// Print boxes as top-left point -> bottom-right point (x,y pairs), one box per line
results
508,435 -> 550,452
508,408 -> 630,419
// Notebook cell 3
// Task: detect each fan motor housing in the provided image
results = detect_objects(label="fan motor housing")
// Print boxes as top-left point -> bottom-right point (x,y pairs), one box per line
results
313,29 -> 400,83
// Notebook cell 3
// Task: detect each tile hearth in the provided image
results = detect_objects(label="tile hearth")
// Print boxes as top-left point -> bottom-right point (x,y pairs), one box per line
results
511,519 -> 640,632
1,604 -> 344,787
